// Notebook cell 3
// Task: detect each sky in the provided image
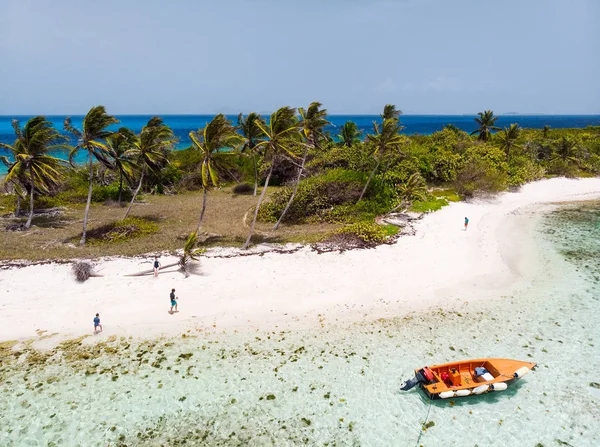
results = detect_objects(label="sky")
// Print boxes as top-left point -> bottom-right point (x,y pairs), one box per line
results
0,0 -> 599,115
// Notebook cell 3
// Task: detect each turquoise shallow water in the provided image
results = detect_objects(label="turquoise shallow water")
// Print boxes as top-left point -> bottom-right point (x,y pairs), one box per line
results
0,203 -> 599,446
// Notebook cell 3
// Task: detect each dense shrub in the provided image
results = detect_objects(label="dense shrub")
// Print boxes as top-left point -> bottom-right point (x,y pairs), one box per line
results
325,222 -> 398,248
232,182 -> 254,195
507,157 -> 545,187
258,169 -> 395,224
258,169 -> 367,223
454,145 -> 509,196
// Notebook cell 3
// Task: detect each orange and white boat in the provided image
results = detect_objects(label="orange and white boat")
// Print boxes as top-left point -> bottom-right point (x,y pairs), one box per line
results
400,358 -> 536,399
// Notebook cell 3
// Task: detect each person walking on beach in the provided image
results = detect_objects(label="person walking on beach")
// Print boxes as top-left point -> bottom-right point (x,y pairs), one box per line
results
170,288 -> 178,313
93,313 -> 103,333
153,257 -> 161,277
464,216 -> 469,230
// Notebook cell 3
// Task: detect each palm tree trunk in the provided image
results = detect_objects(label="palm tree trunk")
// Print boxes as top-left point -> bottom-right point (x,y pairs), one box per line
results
25,167 -> 34,229
381,157 -> 391,183
357,158 -> 381,202
15,194 -> 21,217
252,153 -> 258,196
243,162 -> 274,250
80,151 -> 94,246
118,170 -> 123,205
124,168 -> 144,219
273,146 -> 308,230
195,187 -> 208,234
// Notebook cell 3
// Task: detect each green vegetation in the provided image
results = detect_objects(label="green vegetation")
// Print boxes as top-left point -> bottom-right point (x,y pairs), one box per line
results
1,105 -> 599,260
86,217 -> 159,245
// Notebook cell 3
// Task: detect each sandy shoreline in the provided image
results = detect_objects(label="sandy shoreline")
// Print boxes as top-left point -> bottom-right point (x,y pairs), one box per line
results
1,177 -> 599,343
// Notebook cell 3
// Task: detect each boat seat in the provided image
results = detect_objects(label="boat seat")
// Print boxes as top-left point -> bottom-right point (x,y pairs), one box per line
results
475,372 -> 494,382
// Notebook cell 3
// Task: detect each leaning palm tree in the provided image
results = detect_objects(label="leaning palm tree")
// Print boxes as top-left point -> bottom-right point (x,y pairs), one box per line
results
470,110 -> 500,141
337,121 -> 362,147
0,117 -> 67,229
389,173 -> 428,212
105,127 -> 136,205
123,117 -> 175,219
65,106 -> 119,245
126,232 -> 204,278
237,113 -> 266,196
357,117 -> 405,202
496,123 -> 523,162
273,102 -> 330,230
551,136 -> 579,164
189,114 -> 242,233
243,106 -> 299,249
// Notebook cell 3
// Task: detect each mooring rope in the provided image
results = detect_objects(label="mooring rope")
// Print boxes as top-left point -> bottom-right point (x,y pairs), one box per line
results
414,399 -> 433,447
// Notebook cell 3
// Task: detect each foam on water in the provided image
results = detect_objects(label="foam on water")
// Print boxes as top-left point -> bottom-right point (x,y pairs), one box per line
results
1,203 -> 599,446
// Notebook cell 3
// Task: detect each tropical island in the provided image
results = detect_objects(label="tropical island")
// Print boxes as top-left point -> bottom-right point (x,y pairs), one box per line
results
1,104 -> 599,261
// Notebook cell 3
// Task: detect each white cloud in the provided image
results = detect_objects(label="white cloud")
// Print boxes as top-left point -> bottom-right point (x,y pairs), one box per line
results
373,78 -> 399,94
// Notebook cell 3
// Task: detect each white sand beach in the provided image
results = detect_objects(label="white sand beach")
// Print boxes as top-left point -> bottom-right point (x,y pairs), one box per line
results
1,177 -> 600,342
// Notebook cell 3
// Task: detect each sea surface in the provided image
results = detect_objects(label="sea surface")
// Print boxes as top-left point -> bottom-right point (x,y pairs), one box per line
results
1,202 -> 599,446
1,114 -> 599,175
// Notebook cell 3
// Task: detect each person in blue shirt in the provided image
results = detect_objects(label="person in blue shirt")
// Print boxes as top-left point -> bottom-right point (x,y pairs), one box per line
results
93,313 -> 103,333
170,288 -> 178,313
464,217 -> 469,231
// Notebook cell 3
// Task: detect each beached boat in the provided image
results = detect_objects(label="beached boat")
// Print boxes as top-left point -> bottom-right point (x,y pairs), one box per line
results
400,358 -> 536,399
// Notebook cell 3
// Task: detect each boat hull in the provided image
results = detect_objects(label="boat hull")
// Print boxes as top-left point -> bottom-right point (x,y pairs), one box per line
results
407,358 -> 536,400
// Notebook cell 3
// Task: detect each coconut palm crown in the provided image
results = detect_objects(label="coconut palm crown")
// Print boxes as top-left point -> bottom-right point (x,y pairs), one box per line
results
337,121 -> 362,147
0,116 -> 68,228
123,117 -> 175,218
496,123 -> 523,161
471,110 -> 500,141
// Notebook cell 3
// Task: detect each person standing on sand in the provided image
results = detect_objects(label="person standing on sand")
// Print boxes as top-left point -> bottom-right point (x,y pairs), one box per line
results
93,313 -> 103,333
464,217 -> 469,230
153,257 -> 161,277
170,288 -> 178,313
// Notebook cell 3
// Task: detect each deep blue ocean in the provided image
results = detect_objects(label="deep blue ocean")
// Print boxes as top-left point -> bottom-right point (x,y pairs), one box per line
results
1,114 -> 599,174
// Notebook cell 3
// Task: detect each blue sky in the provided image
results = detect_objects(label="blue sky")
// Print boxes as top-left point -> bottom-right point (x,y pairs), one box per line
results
0,0 -> 598,115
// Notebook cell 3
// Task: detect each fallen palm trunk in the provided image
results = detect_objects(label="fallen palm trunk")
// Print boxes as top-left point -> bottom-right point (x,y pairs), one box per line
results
125,262 -> 180,277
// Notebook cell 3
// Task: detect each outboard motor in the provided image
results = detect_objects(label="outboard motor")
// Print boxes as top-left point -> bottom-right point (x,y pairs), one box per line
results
400,367 -> 434,391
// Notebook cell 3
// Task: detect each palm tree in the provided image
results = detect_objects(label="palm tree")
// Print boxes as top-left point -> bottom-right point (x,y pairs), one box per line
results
105,127 -> 136,205
243,106 -> 299,249
542,125 -> 551,139
444,123 -> 462,133
189,114 -> 241,233
123,117 -> 175,219
65,106 -> 119,245
337,121 -> 362,147
273,102 -> 330,230
389,173 -> 428,212
496,123 -> 523,162
0,117 -> 67,229
237,113 -> 266,196
381,104 -> 402,121
551,136 -> 579,164
357,117 -> 405,202
126,232 -> 204,278
470,110 -> 500,141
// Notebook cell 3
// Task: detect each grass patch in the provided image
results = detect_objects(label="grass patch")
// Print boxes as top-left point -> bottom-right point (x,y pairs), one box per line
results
409,197 -> 449,213
0,187 -> 340,261
431,188 -> 461,202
